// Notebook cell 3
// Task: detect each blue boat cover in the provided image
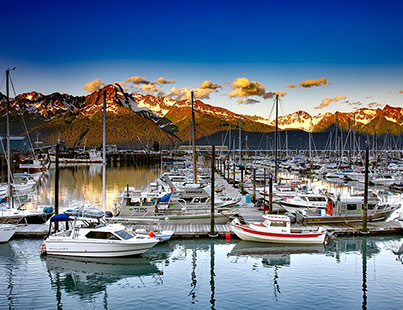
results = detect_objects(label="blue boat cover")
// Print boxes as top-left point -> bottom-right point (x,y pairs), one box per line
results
51,213 -> 71,222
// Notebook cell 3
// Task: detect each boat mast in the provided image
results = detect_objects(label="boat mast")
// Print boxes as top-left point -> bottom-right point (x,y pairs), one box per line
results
191,91 -> 197,184
274,94 -> 279,183
6,68 -> 15,199
238,118 -> 241,164
102,90 -> 106,212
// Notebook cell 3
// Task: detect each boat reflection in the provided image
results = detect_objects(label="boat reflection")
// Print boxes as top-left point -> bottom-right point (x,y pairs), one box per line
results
325,237 -> 381,262
45,255 -> 162,301
229,241 -> 325,267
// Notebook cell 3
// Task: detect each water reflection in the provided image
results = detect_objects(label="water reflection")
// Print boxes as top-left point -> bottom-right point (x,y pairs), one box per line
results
392,243 -> 403,264
25,165 -> 162,212
45,256 -> 162,301
229,241 -> 325,267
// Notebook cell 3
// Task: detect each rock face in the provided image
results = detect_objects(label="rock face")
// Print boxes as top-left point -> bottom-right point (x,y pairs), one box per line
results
0,85 -> 402,148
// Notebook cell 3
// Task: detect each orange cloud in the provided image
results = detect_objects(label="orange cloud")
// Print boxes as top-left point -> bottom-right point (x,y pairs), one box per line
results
287,84 -> 297,88
83,79 -> 105,93
155,77 -> 175,84
140,84 -> 161,92
314,95 -> 346,109
299,77 -> 328,88
399,90 -> 403,94
126,76 -> 150,84
198,80 -> 221,89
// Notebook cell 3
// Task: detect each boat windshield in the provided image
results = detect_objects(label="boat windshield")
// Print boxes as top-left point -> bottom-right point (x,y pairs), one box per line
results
114,230 -> 134,240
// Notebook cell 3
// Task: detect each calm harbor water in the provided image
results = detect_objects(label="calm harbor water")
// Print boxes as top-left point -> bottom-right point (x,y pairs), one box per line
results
0,237 -> 402,309
4,165 -> 402,309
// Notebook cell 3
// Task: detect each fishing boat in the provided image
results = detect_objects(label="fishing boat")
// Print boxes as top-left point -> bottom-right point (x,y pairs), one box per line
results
295,195 -> 400,224
0,224 -> 16,242
230,214 -> 327,244
41,213 -> 160,257
19,155 -> 50,174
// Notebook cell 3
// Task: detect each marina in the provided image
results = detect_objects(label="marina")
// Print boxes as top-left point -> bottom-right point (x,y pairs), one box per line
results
2,3 -> 403,307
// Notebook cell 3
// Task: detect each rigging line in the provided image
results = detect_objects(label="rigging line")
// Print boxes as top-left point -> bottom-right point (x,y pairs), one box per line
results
9,74 -> 36,159
0,73 -> 5,92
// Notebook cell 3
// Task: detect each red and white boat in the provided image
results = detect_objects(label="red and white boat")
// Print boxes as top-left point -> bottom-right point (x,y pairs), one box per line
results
231,214 -> 327,244
19,155 -> 50,174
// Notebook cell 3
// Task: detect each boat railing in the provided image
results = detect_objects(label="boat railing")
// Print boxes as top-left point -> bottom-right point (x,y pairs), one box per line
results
175,198 -> 188,210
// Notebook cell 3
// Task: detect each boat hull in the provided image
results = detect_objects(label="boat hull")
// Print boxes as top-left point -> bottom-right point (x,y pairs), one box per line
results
231,223 -> 326,244
45,239 -> 159,257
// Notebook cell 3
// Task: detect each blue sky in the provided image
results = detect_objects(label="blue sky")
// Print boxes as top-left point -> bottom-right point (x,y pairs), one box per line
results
1,0 -> 403,118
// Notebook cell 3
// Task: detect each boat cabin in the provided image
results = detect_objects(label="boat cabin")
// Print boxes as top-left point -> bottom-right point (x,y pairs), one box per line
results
262,215 -> 291,233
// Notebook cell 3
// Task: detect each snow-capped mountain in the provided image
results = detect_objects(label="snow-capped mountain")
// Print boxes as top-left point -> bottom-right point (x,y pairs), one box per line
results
0,85 -> 402,148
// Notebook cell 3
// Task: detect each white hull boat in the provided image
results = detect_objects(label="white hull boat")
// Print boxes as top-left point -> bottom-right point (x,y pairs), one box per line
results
42,215 -> 159,258
231,215 -> 326,245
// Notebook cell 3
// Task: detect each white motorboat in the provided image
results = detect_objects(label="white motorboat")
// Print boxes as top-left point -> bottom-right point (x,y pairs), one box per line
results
280,193 -> 329,214
42,214 -> 160,257
231,214 -> 327,244
12,173 -> 36,192
371,173 -> 397,186
0,224 -> 17,242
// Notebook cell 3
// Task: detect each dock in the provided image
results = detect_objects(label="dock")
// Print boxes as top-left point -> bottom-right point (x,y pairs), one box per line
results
12,173 -> 403,238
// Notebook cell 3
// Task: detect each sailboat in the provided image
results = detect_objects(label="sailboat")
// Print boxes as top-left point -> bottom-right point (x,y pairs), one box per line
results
0,68 -> 17,242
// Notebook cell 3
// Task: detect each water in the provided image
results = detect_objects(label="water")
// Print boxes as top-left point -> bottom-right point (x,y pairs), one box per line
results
23,165 -> 162,212
0,237 -> 402,309
4,166 -> 402,308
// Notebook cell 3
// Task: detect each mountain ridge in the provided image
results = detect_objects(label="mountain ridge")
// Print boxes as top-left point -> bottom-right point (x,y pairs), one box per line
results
0,85 -> 402,148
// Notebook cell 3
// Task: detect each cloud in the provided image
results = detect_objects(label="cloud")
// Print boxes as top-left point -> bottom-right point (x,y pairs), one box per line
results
299,77 -> 328,88
399,90 -> 403,94
348,101 -> 362,106
237,98 -> 260,105
365,96 -> 372,99
314,95 -> 346,109
198,80 -> 221,89
334,95 -> 346,101
126,76 -> 150,84
140,84 -> 161,93
368,102 -> 383,108
229,78 -> 267,98
155,77 -> 175,84
387,91 -> 393,94
315,98 -> 334,109
83,79 -> 105,93
167,87 -> 215,100
287,84 -> 297,88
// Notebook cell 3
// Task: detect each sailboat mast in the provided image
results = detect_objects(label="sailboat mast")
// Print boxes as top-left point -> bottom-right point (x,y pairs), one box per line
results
6,69 -> 12,198
102,90 -> 106,212
238,119 -> 241,164
274,94 -> 279,183
191,91 -> 197,184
